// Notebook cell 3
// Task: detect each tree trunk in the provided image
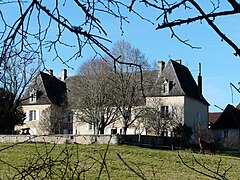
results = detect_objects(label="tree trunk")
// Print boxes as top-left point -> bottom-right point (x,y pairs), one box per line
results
123,126 -> 127,135
99,126 -> 105,134
99,115 -> 105,134
93,123 -> 99,135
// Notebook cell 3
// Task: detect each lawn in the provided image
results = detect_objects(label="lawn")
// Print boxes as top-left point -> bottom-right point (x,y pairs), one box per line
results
0,142 -> 240,179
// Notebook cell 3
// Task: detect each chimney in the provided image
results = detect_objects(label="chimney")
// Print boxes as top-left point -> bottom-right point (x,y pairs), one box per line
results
158,60 -> 165,77
61,69 -> 67,81
175,59 -> 182,64
198,63 -> 202,96
47,69 -> 53,76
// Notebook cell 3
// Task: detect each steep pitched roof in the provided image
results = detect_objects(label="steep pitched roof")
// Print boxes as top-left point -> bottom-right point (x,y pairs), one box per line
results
150,60 -> 209,105
65,72 -> 149,107
211,104 -> 240,129
21,71 -> 67,106
64,75 -> 80,106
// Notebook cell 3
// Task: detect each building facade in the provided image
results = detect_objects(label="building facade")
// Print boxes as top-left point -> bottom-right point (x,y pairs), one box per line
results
16,59 -> 209,140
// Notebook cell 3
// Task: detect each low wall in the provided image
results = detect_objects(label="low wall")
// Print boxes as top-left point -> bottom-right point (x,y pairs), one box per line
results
118,135 -> 182,149
0,135 -> 118,145
0,135 -> 182,149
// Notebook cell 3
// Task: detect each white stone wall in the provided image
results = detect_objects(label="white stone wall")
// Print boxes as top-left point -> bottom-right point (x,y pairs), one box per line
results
184,96 -> 209,139
16,104 -> 51,135
0,135 -> 118,145
146,96 -> 209,140
72,107 -> 147,135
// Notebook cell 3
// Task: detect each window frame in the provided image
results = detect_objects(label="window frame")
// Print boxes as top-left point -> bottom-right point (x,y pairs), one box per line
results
160,106 -> 169,118
29,110 -> 37,121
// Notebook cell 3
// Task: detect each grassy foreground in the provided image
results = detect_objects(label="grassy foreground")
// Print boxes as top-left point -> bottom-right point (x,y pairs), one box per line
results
0,142 -> 240,179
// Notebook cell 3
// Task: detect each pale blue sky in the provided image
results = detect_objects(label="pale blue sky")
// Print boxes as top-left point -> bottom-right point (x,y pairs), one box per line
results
2,1 -> 240,112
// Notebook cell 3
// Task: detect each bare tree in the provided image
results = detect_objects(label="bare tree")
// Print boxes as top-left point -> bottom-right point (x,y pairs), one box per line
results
144,98 -> 170,136
130,0 -> 240,56
144,97 -> 184,136
0,0 -> 133,68
1,0 -> 239,74
0,49 -> 41,105
72,59 -> 119,134
178,153 -> 231,180
39,105 -> 68,134
0,48 -> 41,133
107,40 -> 150,135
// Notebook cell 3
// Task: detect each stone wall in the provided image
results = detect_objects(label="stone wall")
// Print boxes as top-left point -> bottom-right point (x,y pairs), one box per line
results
0,135 -> 182,149
0,134 -> 118,145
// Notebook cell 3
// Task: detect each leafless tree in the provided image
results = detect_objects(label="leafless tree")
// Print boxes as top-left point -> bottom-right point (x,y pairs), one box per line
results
1,0 -> 239,75
107,40 -> 151,135
178,152 -> 231,180
39,105 -> 70,134
0,48 -> 41,106
72,59 -> 119,134
130,0 -> 240,56
0,48 -> 41,133
0,139 -> 112,179
144,97 -> 184,136
144,99 -> 169,136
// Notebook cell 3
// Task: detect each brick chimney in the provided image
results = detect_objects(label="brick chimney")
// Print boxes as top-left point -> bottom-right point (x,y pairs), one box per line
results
158,60 -> 165,77
61,69 -> 67,81
198,63 -> 202,96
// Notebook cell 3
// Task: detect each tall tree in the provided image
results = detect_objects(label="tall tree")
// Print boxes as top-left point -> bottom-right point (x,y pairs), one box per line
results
108,40 -> 150,134
72,59 -> 119,134
0,49 -> 41,134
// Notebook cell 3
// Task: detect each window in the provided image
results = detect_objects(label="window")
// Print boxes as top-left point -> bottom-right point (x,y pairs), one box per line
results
162,84 -> 169,94
162,79 -> 169,94
88,123 -> 93,130
29,110 -> 36,121
161,106 -> 169,118
64,113 -> 72,122
222,130 -> 228,138
29,90 -> 37,103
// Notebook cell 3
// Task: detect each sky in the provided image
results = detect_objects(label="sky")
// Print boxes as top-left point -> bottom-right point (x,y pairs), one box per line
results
2,1 -> 240,112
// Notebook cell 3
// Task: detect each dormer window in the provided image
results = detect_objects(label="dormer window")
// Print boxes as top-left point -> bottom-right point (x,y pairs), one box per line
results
29,90 -> 37,103
162,79 -> 169,94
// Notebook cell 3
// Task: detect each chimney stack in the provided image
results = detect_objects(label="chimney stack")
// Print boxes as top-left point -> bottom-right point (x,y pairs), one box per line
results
175,59 -> 182,64
61,69 -> 67,81
158,60 -> 165,77
47,69 -> 53,76
198,63 -> 202,96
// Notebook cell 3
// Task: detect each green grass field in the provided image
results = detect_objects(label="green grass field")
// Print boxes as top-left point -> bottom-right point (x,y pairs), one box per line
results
0,142 -> 240,179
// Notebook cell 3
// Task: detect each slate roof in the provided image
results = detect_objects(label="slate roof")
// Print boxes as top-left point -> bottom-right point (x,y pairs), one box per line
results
21,60 -> 208,108
211,104 -> 240,129
64,75 -> 80,106
64,72 -> 151,107
150,60 -> 209,105
20,71 -> 67,106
